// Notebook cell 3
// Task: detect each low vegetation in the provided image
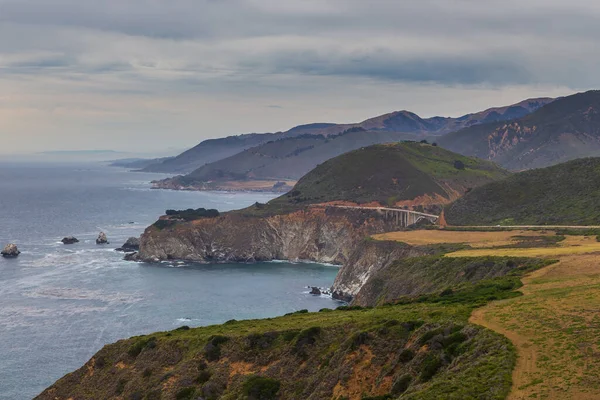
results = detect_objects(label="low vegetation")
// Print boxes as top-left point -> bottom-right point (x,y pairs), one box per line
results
354,256 -> 554,307
165,208 -> 220,220
38,236 -> 555,400
445,157 -> 600,226
236,142 -> 509,218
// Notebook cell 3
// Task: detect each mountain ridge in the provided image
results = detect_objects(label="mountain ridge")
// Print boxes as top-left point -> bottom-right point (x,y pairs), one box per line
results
140,97 -> 552,174
439,90 -> 600,170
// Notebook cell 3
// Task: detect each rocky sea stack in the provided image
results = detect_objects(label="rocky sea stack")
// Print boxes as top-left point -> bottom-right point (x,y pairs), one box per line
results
61,236 -> 79,245
116,237 -> 140,252
96,232 -> 109,245
1,244 -> 20,257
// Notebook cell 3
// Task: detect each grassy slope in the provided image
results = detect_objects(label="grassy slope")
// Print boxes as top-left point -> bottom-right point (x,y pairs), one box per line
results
354,256 -> 554,307
37,250 -> 554,400
473,254 -> 600,399
445,157 -> 600,226
439,90 -> 600,170
259,142 -> 509,211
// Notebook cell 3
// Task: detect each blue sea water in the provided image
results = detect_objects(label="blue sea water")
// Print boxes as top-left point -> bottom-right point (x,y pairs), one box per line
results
0,162 -> 340,399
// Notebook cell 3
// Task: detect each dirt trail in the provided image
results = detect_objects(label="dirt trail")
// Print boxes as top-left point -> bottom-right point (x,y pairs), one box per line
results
470,305 -> 539,400
470,255 -> 600,400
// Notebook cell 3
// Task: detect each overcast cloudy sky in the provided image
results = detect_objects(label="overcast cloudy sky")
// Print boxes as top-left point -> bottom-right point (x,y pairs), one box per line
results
0,0 -> 598,155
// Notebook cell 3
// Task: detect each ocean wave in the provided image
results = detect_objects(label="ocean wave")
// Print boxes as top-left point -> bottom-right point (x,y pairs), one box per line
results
23,287 -> 144,304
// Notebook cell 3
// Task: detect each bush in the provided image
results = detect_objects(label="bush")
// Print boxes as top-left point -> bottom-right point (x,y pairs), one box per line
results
349,331 -> 370,350
454,160 -> 465,170
282,330 -> 300,342
94,356 -> 105,369
175,387 -> 196,400
294,327 -> 322,357
391,374 -> 412,395
127,337 -> 156,357
420,354 -> 443,382
204,335 -> 230,361
115,378 -> 127,395
196,370 -> 212,384
284,309 -> 308,316
153,219 -> 174,230
165,208 -> 220,220
398,349 -> 414,363
246,332 -> 279,349
242,376 -> 281,400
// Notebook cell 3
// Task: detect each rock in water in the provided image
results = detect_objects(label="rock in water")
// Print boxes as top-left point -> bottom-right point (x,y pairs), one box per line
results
1,244 -> 20,257
115,237 -> 140,252
61,236 -> 79,245
310,287 -> 322,295
96,232 -> 109,245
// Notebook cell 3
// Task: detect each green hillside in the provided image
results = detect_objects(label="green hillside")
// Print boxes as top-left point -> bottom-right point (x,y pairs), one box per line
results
439,90 -> 600,170
445,157 -> 600,226
38,252 -> 553,400
263,142 -> 510,211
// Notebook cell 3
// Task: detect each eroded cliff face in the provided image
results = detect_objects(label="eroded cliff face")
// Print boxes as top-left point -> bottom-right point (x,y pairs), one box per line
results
330,240 -> 430,302
135,207 -> 416,301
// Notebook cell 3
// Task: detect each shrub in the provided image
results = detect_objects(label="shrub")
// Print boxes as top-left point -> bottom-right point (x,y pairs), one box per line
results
142,368 -> 152,378
391,374 -> 412,395
454,160 -> 465,170
294,327 -> 322,357
242,376 -> 281,400
282,330 -> 300,342
349,331 -> 370,350
176,325 -> 190,331
175,387 -> 196,400
153,219 -> 174,230
115,378 -> 127,395
196,370 -> 212,384
127,337 -> 156,357
204,335 -> 230,361
284,309 -> 308,316
420,354 -> 442,382
165,208 -> 220,220
398,349 -> 414,363
246,332 -> 279,349
129,392 -> 143,400
94,356 -> 105,369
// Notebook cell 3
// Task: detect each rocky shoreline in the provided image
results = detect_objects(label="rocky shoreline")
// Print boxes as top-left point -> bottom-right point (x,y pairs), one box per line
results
130,207 -> 428,302
151,177 -> 294,193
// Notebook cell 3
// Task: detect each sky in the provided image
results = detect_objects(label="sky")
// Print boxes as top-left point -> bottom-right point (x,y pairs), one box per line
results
0,0 -> 598,156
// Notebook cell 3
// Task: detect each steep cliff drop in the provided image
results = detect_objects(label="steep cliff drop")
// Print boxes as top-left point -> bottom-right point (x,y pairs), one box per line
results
132,143 -> 510,302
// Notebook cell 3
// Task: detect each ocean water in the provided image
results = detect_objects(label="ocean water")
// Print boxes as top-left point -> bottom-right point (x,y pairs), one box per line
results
0,162 -> 341,399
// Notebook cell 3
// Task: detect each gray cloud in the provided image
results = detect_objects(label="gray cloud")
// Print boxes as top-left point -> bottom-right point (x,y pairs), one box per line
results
0,0 -> 598,153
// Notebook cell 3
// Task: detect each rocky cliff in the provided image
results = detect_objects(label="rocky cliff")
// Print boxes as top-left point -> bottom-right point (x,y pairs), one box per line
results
135,207 -> 425,301
330,240 -> 431,302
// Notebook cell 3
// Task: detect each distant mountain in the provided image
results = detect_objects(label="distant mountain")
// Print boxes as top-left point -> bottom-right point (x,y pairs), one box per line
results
439,91 -> 600,170
445,157 -> 600,226
154,130 -> 424,190
109,157 -> 174,169
39,150 -> 120,155
143,97 -> 552,174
